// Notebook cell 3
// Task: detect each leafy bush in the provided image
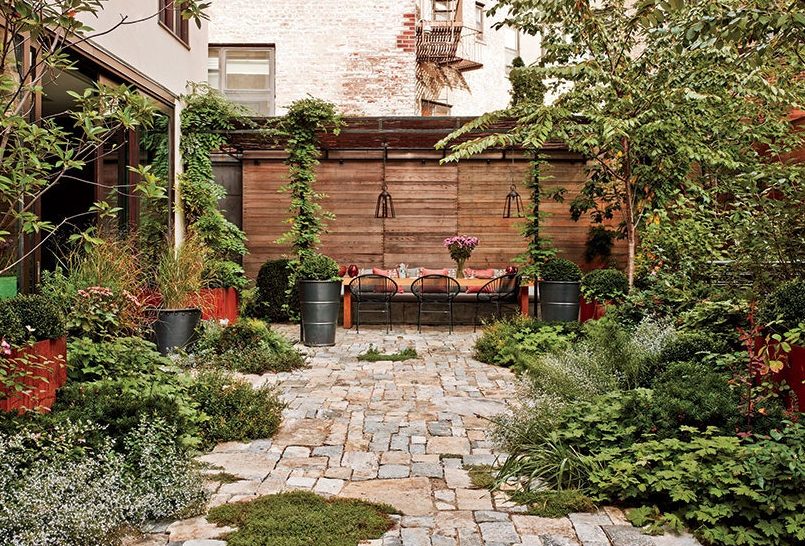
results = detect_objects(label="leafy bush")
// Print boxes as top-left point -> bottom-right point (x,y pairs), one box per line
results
678,299 -> 750,348
254,258 -> 296,322
649,361 -> 740,436
296,252 -> 340,281
193,319 -> 305,374
0,301 -> 23,345
588,424 -> 805,546
0,418 -> 206,545
204,258 -> 248,290
5,293 -> 65,342
581,268 -> 629,302
758,279 -> 805,332
657,331 -> 729,367
540,258 -> 582,282
68,285 -> 146,340
68,336 -> 170,382
474,315 -> 580,367
51,380 -> 201,449
189,369 -> 285,446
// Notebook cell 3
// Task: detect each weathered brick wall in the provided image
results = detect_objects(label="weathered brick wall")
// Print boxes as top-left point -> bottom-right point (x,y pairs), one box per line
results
209,0 -> 419,115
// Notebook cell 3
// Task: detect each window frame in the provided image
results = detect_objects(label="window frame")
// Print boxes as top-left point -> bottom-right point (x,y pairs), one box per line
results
475,2 -> 485,40
504,26 -> 521,66
432,0 -> 459,22
208,45 -> 276,116
159,0 -> 190,46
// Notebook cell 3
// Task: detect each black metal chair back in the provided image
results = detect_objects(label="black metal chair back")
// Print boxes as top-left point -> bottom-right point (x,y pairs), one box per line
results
348,274 -> 398,333
411,275 -> 461,333
473,274 -> 520,331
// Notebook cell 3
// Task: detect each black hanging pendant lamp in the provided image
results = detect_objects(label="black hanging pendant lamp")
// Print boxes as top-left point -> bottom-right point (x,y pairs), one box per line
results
503,154 -> 524,218
375,143 -> 395,218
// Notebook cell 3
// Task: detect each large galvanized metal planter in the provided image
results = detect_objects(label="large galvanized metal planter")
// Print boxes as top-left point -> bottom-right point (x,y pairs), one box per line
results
153,308 -> 202,355
299,280 -> 341,347
539,281 -> 581,322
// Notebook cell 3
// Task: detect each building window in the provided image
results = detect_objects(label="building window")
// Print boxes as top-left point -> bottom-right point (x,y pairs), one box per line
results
208,46 -> 275,116
475,3 -> 485,39
159,1 -> 189,45
433,0 -> 458,22
504,26 -> 520,66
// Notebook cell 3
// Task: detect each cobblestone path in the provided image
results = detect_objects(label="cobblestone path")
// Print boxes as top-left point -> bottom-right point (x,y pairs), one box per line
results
140,326 -> 701,546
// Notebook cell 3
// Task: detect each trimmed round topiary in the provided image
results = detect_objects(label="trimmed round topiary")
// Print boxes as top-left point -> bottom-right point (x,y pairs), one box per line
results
218,319 -> 271,353
297,253 -> 340,281
7,294 -> 66,342
0,301 -> 24,345
758,279 -> 805,332
541,258 -> 582,282
581,268 -> 629,302
254,259 -> 296,323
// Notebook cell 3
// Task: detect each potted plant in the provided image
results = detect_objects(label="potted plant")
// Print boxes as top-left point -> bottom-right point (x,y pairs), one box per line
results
0,293 -> 67,413
153,238 -> 206,355
580,268 -> 629,322
297,253 -> 341,347
200,259 -> 247,324
444,235 -> 479,279
758,279 -> 805,407
539,258 -> 582,322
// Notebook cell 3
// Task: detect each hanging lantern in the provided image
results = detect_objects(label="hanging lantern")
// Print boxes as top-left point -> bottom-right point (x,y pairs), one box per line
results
503,184 -> 524,218
375,143 -> 395,218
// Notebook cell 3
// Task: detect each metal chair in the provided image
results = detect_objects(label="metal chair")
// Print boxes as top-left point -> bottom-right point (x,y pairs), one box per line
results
348,274 -> 399,333
473,274 -> 520,332
411,274 -> 462,334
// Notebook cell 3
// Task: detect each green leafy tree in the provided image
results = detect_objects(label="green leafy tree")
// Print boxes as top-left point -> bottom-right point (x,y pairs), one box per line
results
437,0 -> 805,286
0,0 -> 209,274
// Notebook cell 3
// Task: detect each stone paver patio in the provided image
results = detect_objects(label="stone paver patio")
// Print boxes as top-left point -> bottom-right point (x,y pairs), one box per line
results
138,325 -> 701,546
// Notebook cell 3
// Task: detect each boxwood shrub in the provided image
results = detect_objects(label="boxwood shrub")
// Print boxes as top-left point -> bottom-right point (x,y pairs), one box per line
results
4,293 -> 65,342
254,259 -> 296,322
758,279 -> 805,332
581,268 -> 629,302
541,258 -> 582,282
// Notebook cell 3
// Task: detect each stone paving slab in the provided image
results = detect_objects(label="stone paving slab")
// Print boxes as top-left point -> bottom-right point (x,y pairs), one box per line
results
130,326 -> 702,546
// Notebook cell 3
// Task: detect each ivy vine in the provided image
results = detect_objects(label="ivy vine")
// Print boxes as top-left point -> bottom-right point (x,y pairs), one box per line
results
179,84 -> 250,290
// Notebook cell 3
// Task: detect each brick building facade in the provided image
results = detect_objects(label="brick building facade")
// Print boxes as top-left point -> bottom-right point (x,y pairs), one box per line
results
207,0 -> 540,116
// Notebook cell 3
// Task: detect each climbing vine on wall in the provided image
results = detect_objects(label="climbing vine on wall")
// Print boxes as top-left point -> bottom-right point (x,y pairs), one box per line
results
180,83 -> 250,290
276,98 -> 343,256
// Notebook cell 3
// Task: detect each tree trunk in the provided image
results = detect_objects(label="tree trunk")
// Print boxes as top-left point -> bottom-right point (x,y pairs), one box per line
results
621,138 -> 636,287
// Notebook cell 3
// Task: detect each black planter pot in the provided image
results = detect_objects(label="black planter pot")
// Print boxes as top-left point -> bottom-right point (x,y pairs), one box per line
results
299,280 -> 341,347
539,281 -> 581,322
153,308 -> 202,355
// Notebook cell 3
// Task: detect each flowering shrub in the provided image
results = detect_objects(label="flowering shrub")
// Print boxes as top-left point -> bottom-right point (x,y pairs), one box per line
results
69,286 -> 146,340
443,235 -> 479,262
0,418 -> 206,545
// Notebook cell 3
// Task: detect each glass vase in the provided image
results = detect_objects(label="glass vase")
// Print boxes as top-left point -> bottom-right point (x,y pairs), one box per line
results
455,259 -> 466,279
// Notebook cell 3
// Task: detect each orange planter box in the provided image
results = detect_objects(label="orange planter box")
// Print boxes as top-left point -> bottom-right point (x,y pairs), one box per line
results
199,287 -> 239,324
579,297 -> 606,323
0,337 -> 67,413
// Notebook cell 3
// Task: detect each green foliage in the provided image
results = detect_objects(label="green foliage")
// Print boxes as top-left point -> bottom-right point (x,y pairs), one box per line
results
180,84 -> 249,289
510,489 -> 597,518
357,347 -> 418,362
474,315 -> 580,368
207,491 -> 398,546
254,259 -> 297,322
189,370 -> 285,447
0,418 -> 206,545
581,269 -> 629,303
584,226 -> 617,265
540,258 -> 582,282
466,464 -> 496,490
588,423 -> 805,546
0,301 -> 23,345
650,361 -> 740,437
658,332 -> 729,367
295,253 -> 340,281
276,98 -> 343,255
678,299 -> 750,349
156,237 -> 206,309
67,336 -> 168,382
438,0 -> 805,286
758,279 -> 805,332
508,57 -> 546,106
4,293 -> 65,342
193,319 -> 305,374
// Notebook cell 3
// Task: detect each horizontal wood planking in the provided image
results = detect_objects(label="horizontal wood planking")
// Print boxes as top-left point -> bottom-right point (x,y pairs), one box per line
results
241,157 -> 625,278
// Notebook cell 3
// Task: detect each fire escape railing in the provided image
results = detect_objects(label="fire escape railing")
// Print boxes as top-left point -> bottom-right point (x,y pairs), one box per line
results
416,21 -> 483,71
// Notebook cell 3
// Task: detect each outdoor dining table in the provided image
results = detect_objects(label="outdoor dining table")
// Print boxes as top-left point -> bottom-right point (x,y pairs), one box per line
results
342,277 -> 531,329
